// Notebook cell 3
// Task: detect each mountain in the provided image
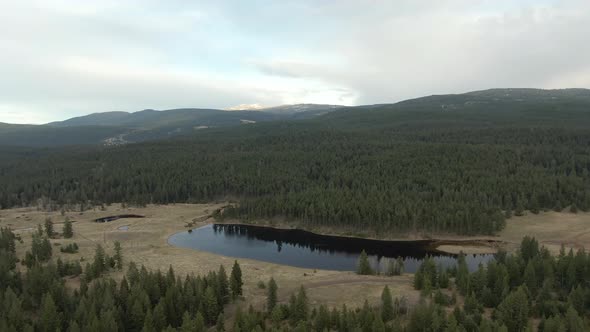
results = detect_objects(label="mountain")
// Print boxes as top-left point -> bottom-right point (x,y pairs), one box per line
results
318,88 -> 590,130
261,104 -> 346,115
48,108 -> 279,128
2,89 -> 589,147
2,88 -> 590,237
0,105 -> 342,147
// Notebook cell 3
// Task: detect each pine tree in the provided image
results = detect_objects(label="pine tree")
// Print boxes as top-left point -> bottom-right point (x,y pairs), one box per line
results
142,309 -> 156,332
267,277 -> 278,313
381,286 -> 394,322
113,241 -> 123,270
216,313 -> 225,332
497,287 -> 529,332
292,286 -> 309,324
356,250 -> 373,275
195,313 -> 205,332
39,294 -> 60,332
204,286 -> 219,324
456,252 -> 469,295
230,260 -> 243,299
63,218 -> 73,238
217,265 -> 229,304
92,244 -> 106,276
44,217 -> 54,238
180,311 -> 196,332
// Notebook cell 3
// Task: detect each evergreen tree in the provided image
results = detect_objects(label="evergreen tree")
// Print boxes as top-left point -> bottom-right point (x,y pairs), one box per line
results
356,250 -> 373,275
63,218 -> 73,238
497,287 -> 529,332
217,265 -> 229,304
180,311 -> 196,332
291,286 -> 308,324
230,260 -> 243,299
204,286 -> 219,324
267,277 -> 278,313
44,217 -> 54,238
381,286 -> 394,322
113,241 -> 123,270
39,294 -> 61,332
91,244 -> 106,277
216,313 -> 225,332
456,252 -> 469,295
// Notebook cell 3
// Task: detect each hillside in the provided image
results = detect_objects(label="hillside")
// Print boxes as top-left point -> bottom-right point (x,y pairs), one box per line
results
0,104 -> 341,147
1,88 -> 590,236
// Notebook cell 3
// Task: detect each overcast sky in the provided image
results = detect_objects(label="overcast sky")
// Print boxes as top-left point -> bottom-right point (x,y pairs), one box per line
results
1,0 -> 589,124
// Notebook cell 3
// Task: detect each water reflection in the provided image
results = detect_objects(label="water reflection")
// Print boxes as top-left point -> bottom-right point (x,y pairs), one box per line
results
169,224 -> 493,273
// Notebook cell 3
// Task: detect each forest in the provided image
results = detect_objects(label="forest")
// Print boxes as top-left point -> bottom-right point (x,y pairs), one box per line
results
2,223 -> 590,331
1,91 -> 590,235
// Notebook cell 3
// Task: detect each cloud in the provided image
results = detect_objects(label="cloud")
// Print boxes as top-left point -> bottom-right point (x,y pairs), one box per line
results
0,0 -> 589,123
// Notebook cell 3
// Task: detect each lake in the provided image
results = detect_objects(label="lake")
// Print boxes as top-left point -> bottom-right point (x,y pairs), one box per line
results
168,224 -> 494,273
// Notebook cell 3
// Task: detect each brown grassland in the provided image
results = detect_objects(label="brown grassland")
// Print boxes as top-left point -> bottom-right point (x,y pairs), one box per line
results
1,204 -> 589,312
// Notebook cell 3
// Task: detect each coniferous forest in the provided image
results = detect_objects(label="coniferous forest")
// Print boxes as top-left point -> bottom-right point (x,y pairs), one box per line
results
2,91 -> 590,235
3,224 -> 590,331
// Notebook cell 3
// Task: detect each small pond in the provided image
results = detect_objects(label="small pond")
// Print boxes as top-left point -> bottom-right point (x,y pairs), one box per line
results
168,224 -> 494,273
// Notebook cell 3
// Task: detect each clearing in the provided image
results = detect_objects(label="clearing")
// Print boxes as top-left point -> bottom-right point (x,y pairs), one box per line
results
1,204 -> 588,311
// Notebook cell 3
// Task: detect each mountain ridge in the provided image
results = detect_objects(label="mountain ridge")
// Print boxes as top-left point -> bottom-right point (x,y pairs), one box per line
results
2,88 -> 589,147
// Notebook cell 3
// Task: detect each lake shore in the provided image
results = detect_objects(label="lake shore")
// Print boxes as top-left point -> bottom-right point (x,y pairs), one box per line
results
213,219 -> 503,255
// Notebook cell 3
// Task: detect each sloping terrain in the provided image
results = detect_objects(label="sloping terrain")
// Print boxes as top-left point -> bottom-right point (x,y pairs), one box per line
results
1,88 -> 590,236
0,104 -> 342,147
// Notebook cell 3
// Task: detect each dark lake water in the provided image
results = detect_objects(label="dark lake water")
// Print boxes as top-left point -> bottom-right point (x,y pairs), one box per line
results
168,224 -> 494,273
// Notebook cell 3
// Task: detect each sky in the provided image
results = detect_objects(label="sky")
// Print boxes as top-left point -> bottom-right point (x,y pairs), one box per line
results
1,0 -> 589,124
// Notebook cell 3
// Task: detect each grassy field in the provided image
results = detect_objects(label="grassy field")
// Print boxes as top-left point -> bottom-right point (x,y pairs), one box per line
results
1,204 -> 588,313
0,203 -> 419,311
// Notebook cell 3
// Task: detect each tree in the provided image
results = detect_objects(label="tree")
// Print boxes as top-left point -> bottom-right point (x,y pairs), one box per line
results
39,294 -> 61,332
204,286 -> 219,324
356,250 -> 373,275
230,260 -> 243,299
91,244 -> 106,278
216,313 -> 225,332
456,252 -> 469,295
217,265 -> 229,304
291,286 -> 308,324
113,241 -> 123,270
497,287 -> 529,332
523,262 -> 537,296
44,217 -> 54,237
267,277 -> 278,313
565,306 -> 586,331
62,218 -> 73,238
142,309 -> 156,332
31,233 -> 52,262
180,311 -> 196,332
381,286 -> 394,322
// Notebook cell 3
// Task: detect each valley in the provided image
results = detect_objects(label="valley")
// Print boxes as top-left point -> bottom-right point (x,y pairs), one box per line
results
2,203 -> 589,315
2,88 -> 590,330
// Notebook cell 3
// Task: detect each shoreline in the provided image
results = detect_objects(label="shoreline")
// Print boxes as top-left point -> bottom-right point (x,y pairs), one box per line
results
184,219 -> 502,255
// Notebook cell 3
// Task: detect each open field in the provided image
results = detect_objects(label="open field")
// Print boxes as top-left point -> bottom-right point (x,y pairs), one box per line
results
0,203 -> 419,311
1,204 -> 588,313
499,211 -> 590,254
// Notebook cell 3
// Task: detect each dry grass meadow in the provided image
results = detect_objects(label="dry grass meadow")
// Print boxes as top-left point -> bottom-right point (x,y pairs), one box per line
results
0,203 -> 418,311
1,204 -> 588,312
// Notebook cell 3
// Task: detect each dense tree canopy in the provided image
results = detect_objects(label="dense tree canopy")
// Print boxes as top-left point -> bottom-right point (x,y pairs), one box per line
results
2,95 -> 590,235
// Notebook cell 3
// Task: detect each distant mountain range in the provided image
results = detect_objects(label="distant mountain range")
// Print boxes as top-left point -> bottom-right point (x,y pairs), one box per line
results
1,88 -> 590,147
0,104 -> 345,147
